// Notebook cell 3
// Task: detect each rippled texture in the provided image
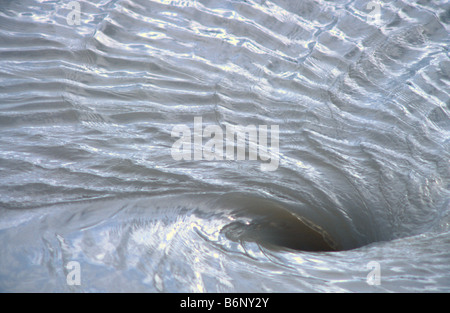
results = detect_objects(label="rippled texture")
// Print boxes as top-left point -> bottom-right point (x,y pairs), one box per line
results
0,0 -> 449,292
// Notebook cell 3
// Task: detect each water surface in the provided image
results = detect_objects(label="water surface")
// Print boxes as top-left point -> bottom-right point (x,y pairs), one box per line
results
0,0 -> 449,292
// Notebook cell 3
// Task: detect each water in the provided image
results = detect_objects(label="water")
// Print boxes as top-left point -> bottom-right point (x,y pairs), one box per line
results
0,0 -> 449,292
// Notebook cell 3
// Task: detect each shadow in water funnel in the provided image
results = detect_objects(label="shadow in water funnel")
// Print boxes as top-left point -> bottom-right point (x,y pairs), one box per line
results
218,194 -> 339,252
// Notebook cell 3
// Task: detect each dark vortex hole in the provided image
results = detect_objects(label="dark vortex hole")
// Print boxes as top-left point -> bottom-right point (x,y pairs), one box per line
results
216,194 -> 352,252
221,219 -> 338,252
220,209 -> 341,252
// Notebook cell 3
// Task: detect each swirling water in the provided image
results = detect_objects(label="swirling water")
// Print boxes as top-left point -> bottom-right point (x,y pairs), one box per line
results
0,0 -> 449,292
